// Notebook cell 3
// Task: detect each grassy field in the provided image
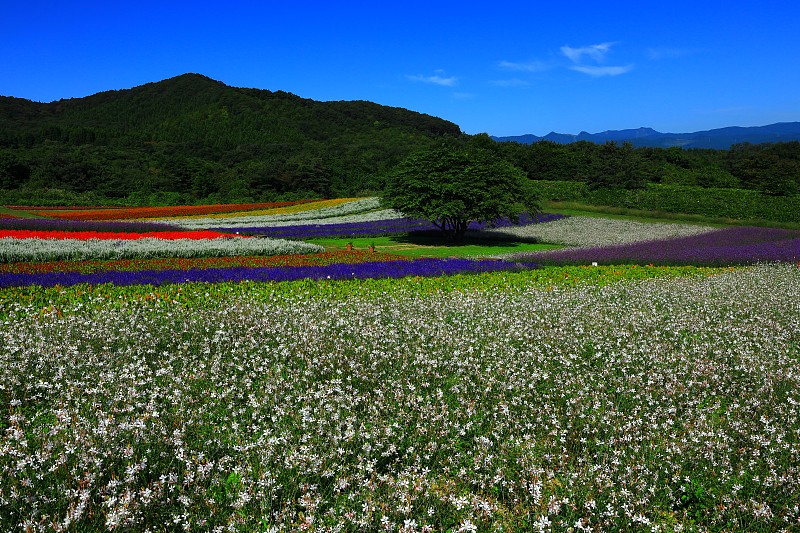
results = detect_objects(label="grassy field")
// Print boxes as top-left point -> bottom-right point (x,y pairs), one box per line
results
545,200 -> 800,230
307,234 -> 563,258
0,205 -> 40,218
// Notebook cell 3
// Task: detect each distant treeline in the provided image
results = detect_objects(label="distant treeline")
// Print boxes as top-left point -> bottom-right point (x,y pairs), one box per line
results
1,74 -> 799,211
528,180 -> 800,224
489,137 -> 800,197
487,137 -> 800,223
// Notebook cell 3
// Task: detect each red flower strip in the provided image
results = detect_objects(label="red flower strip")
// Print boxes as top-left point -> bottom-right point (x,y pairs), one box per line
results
0,229 -> 239,240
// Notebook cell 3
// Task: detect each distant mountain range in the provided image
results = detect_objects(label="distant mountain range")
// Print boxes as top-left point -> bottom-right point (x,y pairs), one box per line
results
492,122 -> 800,150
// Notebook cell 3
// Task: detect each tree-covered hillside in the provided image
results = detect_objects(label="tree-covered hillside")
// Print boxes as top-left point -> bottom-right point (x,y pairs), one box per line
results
0,74 -> 462,204
2,74 -> 798,217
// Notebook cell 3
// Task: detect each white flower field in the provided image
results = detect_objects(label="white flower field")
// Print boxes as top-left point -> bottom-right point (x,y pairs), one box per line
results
486,216 -> 716,248
0,236 -> 323,263
2,262 -> 799,531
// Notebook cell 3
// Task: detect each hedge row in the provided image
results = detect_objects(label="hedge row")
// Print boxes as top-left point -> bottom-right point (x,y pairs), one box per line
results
530,181 -> 800,223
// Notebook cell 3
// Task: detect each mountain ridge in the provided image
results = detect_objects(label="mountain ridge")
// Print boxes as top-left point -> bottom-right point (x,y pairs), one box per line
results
2,73 -> 799,205
0,73 -> 463,201
492,122 -> 800,149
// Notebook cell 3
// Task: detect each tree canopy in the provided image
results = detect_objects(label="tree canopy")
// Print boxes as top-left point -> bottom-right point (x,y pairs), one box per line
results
381,146 -> 539,241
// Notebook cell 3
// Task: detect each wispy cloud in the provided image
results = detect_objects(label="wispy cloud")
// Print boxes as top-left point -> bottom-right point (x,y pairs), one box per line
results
569,64 -> 634,77
560,42 -> 614,64
498,59 -> 548,73
561,42 -> 633,77
406,70 -> 458,87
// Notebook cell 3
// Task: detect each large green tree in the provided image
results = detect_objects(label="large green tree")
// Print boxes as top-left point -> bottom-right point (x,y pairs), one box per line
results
382,146 -> 539,241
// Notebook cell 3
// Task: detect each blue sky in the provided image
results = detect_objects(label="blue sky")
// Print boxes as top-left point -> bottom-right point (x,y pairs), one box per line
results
2,1 -> 799,136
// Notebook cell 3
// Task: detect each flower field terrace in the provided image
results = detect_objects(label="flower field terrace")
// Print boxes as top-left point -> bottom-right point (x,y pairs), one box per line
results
220,212 -> 567,240
173,197 -> 363,220
220,216 -> 436,239
0,250 -> 409,275
0,218 -> 183,233
512,225 -> 800,266
0,236 -> 323,263
0,229 -> 237,240
1,264 -> 799,531
0,198 -> 574,287
0,257 -> 534,289
487,215 -> 718,248
170,197 -> 383,229
20,200 -> 316,221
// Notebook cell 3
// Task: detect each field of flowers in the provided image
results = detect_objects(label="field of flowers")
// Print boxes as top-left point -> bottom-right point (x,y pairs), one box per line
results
0,251 -> 410,275
0,236 -> 324,264
0,257 -> 532,289
171,198 -> 382,229
511,222 -> 800,266
2,264 -> 799,532
2,197 -> 800,531
0,198 -> 564,286
486,216 -> 718,248
0,229 -> 236,240
0,218 -> 184,233
227,213 -> 567,240
18,200 -> 315,221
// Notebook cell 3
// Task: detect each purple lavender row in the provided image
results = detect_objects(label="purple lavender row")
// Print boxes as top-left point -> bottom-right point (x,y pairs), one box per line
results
512,226 -> 800,266
0,258 -> 535,288
213,212 -> 567,239
0,217 -> 183,233
220,217 -> 440,239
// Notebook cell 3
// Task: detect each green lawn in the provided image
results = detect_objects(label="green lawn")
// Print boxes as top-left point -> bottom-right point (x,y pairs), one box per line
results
545,200 -> 800,229
306,234 -> 563,258
0,206 -> 41,219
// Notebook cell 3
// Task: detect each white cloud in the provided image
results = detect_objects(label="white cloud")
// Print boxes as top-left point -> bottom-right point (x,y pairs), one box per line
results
569,64 -> 634,77
498,59 -> 548,72
561,42 -> 614,64
406,71 -> 458,87
561,42 -> 633,77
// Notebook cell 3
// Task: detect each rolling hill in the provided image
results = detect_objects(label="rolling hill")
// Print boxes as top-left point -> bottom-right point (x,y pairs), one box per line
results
0,73 -> 462,203
2,73 -> 798,207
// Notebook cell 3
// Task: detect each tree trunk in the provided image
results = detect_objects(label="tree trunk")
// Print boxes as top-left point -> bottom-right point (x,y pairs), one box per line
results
452,219 -> 468,242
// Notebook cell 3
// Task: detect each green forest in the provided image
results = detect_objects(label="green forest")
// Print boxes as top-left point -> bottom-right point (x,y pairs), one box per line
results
1,73 -> 799,220
0,74 -> 461,205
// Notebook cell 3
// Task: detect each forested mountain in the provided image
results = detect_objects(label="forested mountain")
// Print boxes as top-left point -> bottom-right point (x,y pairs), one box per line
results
0,74 -> 462,204
2,73 -> 799,207
493,122 -> 800,149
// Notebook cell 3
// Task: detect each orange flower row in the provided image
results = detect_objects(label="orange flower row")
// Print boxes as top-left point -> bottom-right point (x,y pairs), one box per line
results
0,251 -> 409,274
24,200 -> 317,221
